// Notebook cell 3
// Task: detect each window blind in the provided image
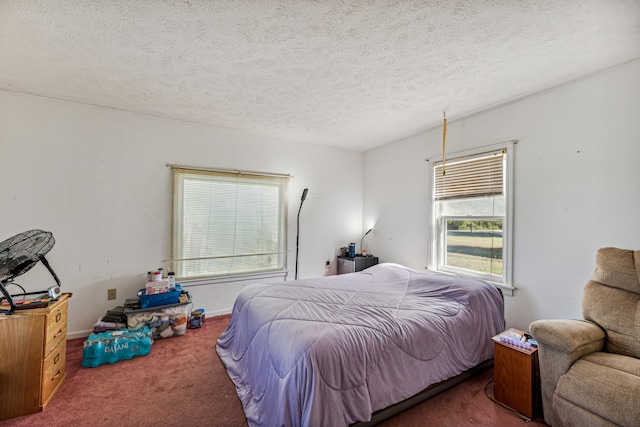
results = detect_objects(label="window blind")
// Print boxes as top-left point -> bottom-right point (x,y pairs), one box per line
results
170,166 -> 289,279
434,149 -> 505,201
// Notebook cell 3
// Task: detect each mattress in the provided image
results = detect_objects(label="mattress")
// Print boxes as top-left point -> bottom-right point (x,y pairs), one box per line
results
216,263 -> 505,427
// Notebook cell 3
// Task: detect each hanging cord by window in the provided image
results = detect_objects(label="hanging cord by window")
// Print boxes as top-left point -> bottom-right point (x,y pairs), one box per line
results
442,112 -> 447,176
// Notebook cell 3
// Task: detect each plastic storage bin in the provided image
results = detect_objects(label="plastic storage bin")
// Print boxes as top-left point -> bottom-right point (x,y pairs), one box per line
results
82,327 -> 153,368
125,299 -> 190,340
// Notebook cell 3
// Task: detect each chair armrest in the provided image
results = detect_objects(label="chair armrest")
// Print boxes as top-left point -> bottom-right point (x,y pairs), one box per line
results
529,319 -> 605,424
530,319 -> 605,355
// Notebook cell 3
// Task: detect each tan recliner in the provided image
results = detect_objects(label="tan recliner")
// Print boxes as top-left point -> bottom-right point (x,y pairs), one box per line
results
530,247 -> 640,427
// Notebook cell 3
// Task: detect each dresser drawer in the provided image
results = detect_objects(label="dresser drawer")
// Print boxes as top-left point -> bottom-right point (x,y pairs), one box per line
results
44,299 -> 68,356
42,338 -> 67,407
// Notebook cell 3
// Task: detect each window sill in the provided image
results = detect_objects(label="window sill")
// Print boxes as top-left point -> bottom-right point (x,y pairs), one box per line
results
492,283 -> 515,297
179,270 -> 288,287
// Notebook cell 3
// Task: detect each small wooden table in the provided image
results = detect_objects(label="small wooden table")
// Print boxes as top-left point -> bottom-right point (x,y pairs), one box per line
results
491,328 -> 542,420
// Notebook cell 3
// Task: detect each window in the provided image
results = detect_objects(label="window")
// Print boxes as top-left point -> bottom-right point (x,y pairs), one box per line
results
170,166 -> 289,280
428,142 -> 514,287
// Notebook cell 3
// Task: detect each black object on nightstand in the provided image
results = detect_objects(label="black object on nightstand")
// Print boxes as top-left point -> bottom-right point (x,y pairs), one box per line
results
337,255 -> 378,274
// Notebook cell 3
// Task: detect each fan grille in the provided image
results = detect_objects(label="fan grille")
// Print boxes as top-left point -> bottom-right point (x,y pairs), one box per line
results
0,230 -> 55,281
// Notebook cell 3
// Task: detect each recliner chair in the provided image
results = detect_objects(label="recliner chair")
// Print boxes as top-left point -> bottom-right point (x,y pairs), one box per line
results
530,247 -> 640,427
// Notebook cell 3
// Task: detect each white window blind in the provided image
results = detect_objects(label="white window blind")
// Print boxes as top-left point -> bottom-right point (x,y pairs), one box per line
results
434,150 -> 505,201
170,166 -> 289,280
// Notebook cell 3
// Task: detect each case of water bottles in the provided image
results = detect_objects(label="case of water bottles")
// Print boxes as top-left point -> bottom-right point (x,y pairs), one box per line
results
82,327 -> 153,368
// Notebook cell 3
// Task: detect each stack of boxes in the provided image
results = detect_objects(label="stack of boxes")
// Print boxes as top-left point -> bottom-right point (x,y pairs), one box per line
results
124,269 -> 192,340
82,269 -> 202,368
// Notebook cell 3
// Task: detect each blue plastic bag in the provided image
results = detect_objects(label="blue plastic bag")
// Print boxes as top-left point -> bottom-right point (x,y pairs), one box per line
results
138,284 -> 183,308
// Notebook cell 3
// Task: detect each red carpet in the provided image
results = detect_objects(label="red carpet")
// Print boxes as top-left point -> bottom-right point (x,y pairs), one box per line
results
0,315 -> 547,427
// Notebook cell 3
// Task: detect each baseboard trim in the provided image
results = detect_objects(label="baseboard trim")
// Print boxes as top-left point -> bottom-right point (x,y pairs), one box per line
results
68,329 -> 93,340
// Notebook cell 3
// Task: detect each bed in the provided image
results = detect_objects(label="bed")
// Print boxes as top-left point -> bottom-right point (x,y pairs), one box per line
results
216,263 -> 505,427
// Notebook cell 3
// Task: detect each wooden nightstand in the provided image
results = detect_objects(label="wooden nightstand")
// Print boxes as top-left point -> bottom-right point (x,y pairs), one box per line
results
0,294 -> 69,420
491,328 -> 542,420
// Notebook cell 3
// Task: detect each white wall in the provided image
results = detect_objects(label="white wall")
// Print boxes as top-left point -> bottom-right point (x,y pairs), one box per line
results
0,92 -> 364,337
363,60 -> 640,331
3,60 -> 638,337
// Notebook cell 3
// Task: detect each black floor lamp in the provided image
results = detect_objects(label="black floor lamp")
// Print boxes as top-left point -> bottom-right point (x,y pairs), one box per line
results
295,188 -> 308,280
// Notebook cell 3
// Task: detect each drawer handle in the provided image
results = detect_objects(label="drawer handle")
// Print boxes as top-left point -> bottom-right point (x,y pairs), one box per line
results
52,370 -> 61,380
54,353 -> 60,364
54,329 -> 63,338
55,312 -> 62,322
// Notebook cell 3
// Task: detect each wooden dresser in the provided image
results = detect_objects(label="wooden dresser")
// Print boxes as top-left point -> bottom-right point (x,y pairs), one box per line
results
0,293 -> 69,421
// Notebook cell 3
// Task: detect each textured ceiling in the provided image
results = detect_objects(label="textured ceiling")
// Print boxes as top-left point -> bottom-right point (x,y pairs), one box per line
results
1,1 -> 639,151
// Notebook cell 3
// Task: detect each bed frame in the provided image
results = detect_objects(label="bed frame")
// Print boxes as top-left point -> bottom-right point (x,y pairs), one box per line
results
352,359 -> 494,426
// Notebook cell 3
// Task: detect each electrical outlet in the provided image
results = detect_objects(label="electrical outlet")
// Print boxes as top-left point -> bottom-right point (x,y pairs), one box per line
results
107,288 -> 117,300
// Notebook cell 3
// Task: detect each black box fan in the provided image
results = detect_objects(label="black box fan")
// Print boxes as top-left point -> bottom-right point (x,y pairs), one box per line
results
0,229 -> 62,315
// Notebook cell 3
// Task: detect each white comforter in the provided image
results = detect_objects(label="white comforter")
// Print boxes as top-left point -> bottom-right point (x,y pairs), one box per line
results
216,263 -> 505,427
